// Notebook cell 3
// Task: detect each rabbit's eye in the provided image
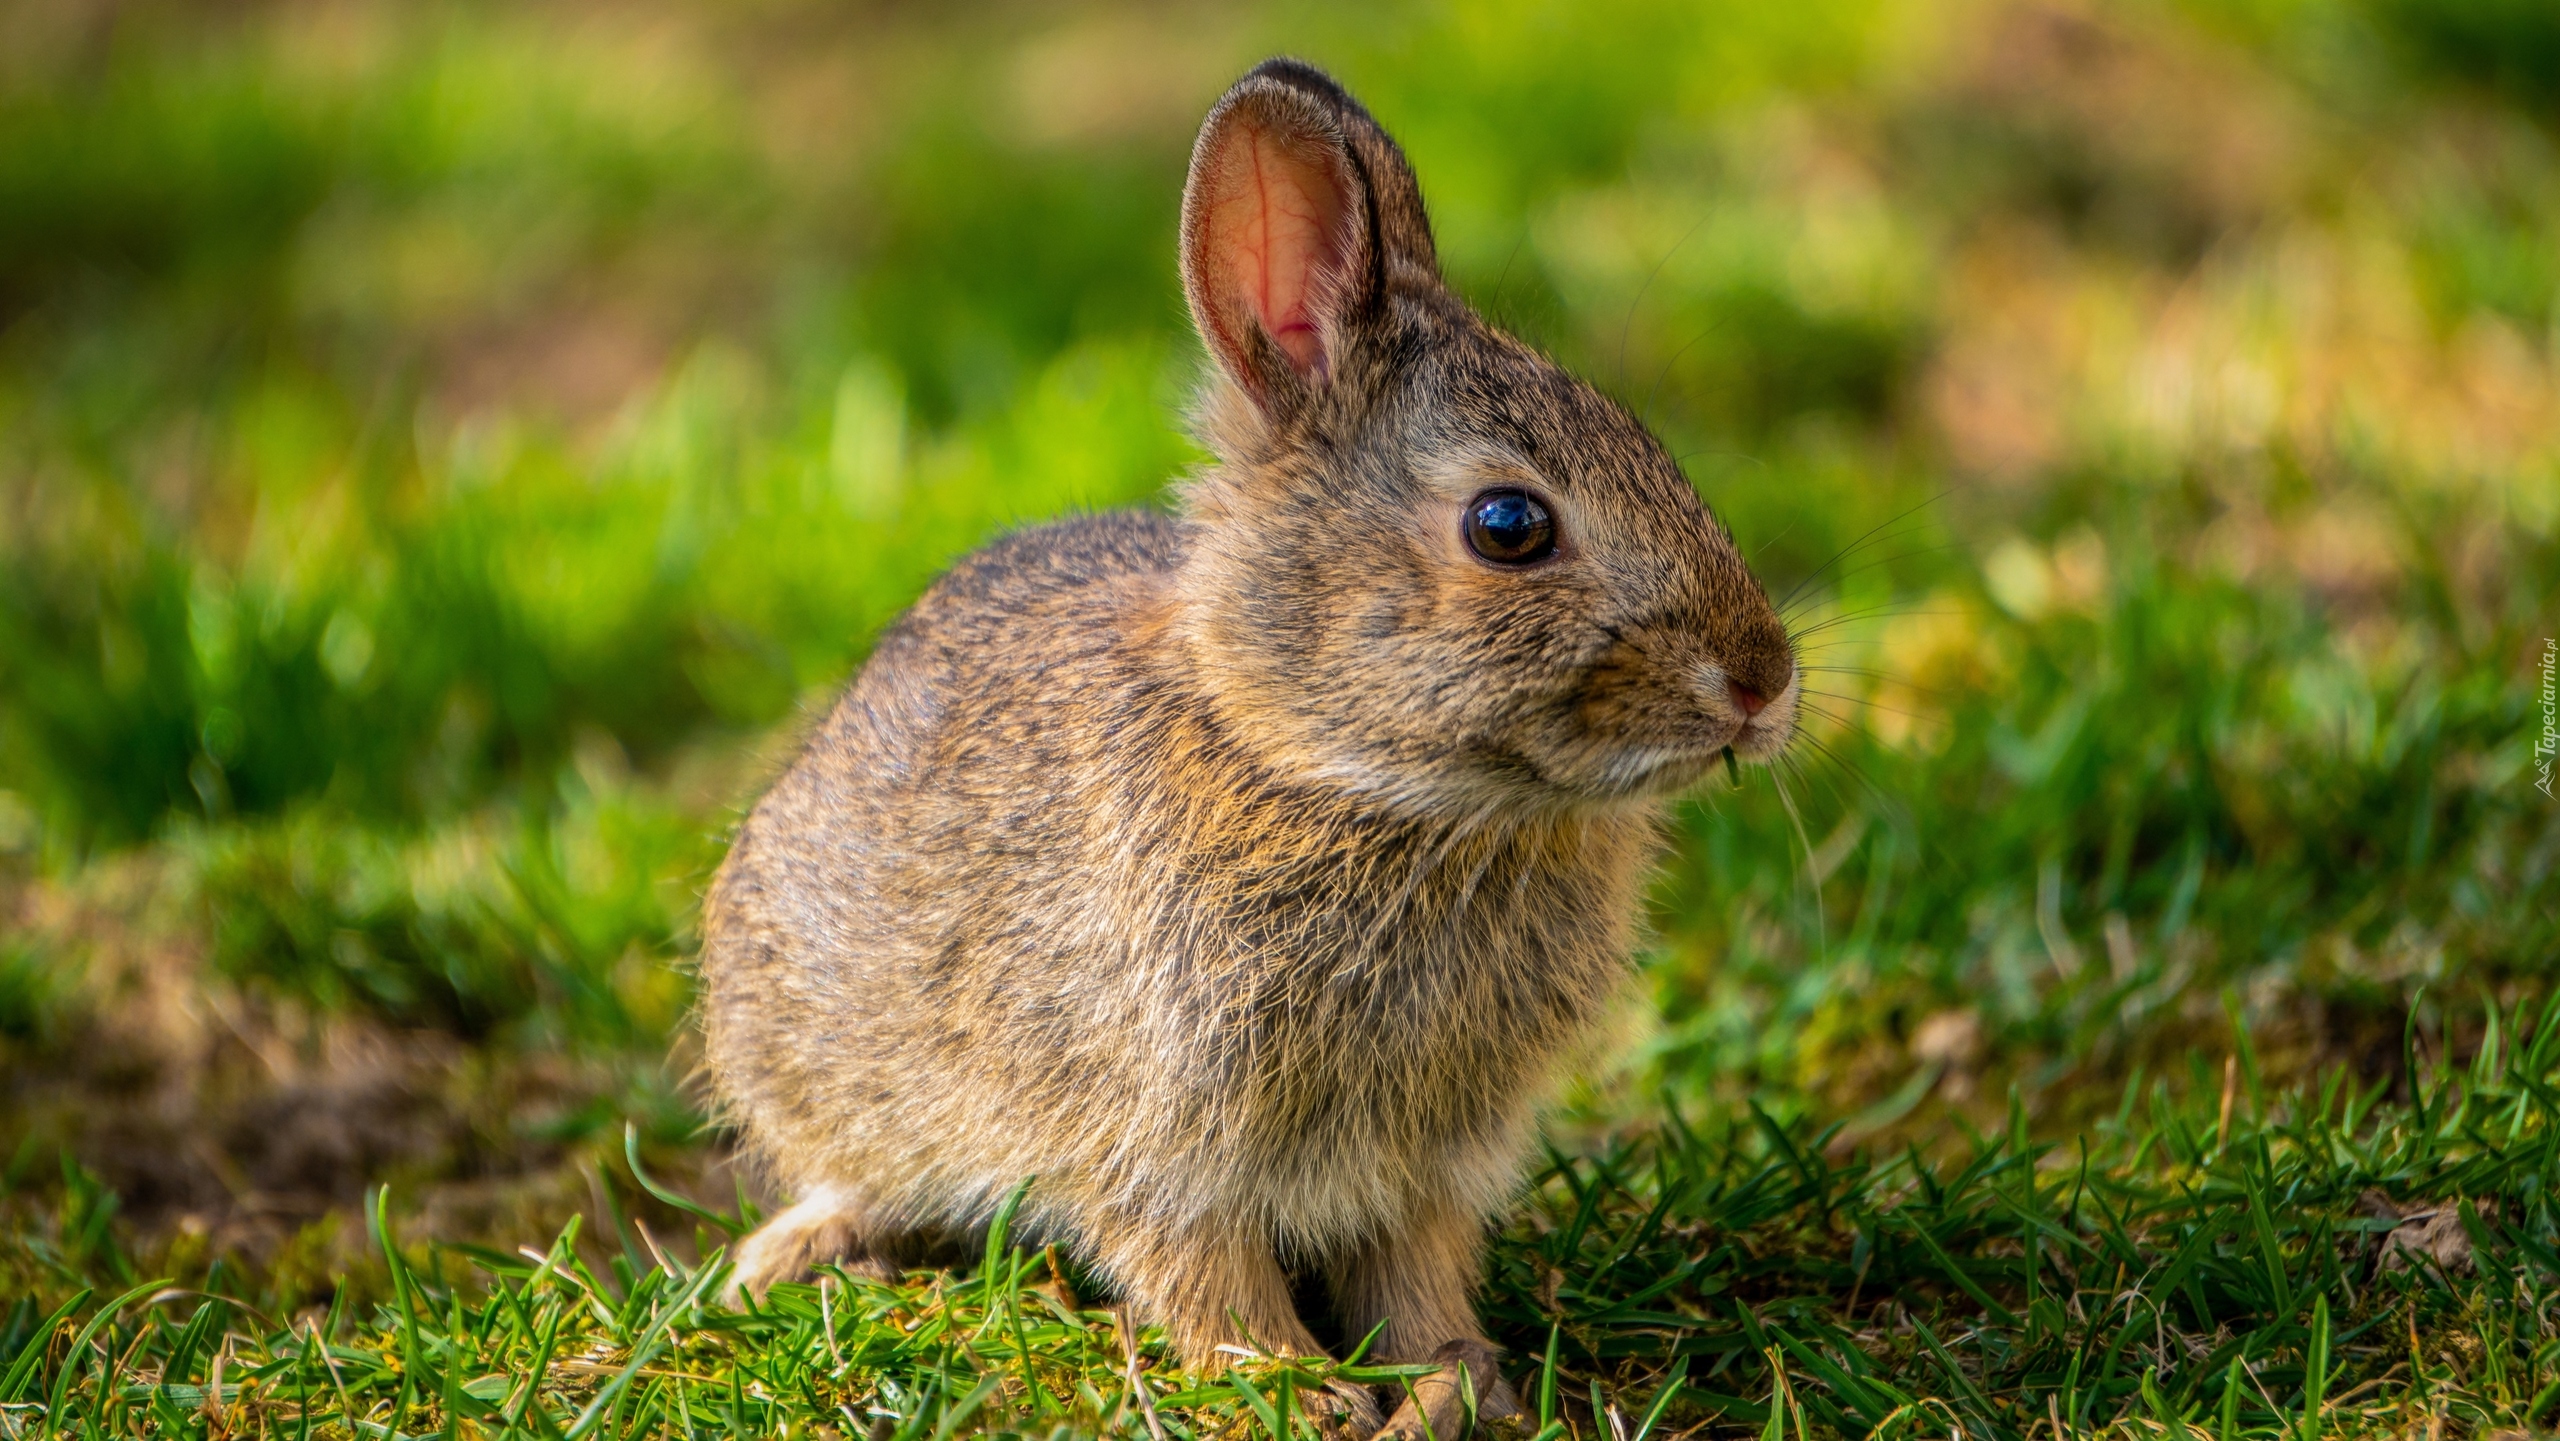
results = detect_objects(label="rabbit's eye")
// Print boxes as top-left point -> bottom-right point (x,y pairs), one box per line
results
1465,489 -> 1556,565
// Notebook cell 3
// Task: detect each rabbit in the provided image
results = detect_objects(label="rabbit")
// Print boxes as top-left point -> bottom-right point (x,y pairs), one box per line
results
698,57 -> 1799,1440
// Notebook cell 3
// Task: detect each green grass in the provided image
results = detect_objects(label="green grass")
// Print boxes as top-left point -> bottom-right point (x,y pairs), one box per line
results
1,0 -> 2557,1434
15,1009 -> 2560,1437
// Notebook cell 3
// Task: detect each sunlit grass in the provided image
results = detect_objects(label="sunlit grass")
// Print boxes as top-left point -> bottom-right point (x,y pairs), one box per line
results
13,1022 -> 2560,1437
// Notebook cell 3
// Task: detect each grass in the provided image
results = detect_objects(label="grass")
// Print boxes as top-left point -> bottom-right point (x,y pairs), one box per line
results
14,1004 -> 2560,1438
2,0 -> 2558,1434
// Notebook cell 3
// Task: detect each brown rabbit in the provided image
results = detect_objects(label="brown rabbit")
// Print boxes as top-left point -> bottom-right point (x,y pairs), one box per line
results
699,58 -> 1799,1439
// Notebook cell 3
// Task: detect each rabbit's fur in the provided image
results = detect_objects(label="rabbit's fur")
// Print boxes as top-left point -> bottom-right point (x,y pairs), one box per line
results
700,58 -> 1797,1431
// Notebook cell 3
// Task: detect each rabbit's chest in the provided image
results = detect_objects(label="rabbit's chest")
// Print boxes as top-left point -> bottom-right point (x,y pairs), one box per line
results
1209,819 -> 1651,1133
1205,888 -> 1633,1242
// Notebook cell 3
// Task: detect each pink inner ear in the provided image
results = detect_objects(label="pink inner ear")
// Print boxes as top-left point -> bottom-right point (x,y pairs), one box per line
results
1205,121 -> 1347,375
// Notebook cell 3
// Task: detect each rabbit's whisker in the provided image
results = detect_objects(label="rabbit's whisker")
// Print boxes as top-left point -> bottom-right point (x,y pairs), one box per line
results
1642,311 -> 1739,430
1768,764 -> 1827,960
1744,512 -> 1802,567
1781,731 -> 1889,809
1615,209 -> 1715,411
1786,602 -> 1943,641
1774,491 -> 1947,617
1800,689 -> 1935,724
1780,541 -> 1964,619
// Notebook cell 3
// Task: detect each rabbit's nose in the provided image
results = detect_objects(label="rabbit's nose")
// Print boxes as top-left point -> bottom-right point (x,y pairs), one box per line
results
1728,653 -> 1796,716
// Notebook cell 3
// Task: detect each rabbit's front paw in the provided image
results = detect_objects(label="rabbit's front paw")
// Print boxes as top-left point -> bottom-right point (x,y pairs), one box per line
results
724,1188 -> 888,1303
1371,1340 -> 1520,1441
1304,1378 -> 1387,1438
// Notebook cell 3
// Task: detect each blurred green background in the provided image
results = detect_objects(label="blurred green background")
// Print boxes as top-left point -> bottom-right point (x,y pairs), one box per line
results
0,0 -> 2554,1289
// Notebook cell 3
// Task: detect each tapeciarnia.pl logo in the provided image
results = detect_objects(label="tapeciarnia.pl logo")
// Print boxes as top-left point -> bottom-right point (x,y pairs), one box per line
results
2538,637 -> 2556,799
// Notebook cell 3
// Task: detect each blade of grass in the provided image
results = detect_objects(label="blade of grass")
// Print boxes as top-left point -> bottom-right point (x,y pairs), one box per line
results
0,1288 -> 89,1404
560,1255 -> 724,1440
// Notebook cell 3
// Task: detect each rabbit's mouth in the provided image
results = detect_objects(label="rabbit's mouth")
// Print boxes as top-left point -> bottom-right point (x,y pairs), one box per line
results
1698,661 -> 1800,762
1548,662 -> 1800,802
1726,682 -> 1800,761
1582,742 -> 1758,802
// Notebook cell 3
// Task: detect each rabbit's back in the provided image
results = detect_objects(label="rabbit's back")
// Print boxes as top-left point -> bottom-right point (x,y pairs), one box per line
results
700,511 -> 1197,1220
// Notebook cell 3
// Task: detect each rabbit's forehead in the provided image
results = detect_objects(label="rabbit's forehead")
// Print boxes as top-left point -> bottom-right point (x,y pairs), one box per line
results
1417,346 -> 1684,492
1404,396 -> 1705,532
1408,440 -> 1547,497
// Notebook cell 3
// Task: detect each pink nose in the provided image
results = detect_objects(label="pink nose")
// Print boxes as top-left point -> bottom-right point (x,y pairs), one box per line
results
1731,684 -> 1766,717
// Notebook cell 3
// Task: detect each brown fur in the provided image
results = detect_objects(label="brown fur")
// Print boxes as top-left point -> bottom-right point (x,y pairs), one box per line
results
699,58 -> 1797,1437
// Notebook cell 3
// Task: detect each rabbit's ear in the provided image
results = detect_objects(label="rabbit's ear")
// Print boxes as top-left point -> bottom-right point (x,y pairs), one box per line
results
1181,60 -> 1438,415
